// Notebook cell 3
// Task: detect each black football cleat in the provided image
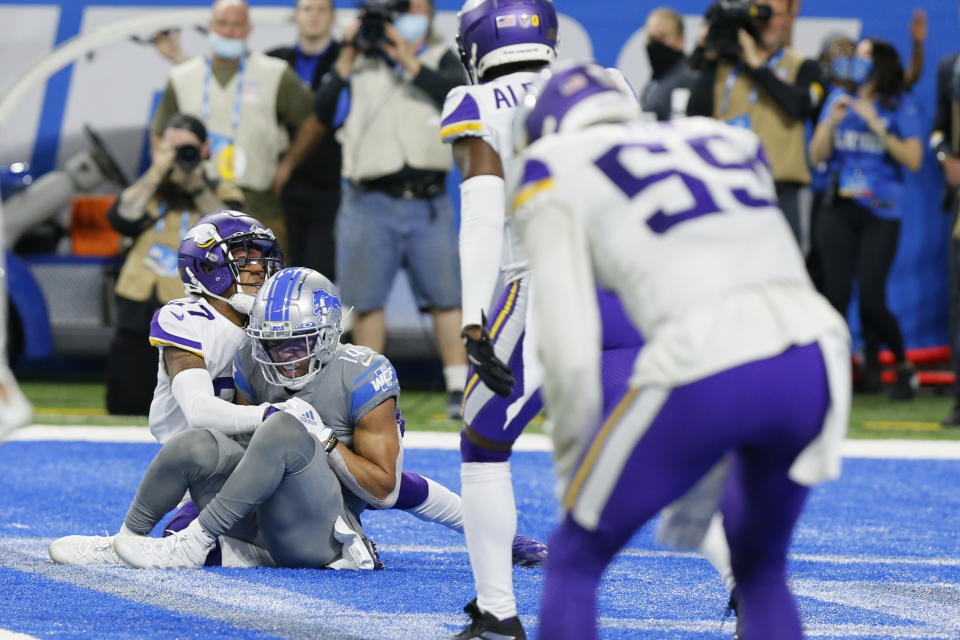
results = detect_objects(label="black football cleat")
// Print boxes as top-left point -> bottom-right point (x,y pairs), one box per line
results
451,599 -> 526,640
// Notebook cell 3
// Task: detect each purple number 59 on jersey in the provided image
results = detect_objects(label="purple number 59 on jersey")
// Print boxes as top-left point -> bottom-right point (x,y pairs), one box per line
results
593,134 -> 776,235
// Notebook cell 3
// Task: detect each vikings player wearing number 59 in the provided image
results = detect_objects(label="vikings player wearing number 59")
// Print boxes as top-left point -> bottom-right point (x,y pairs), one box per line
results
510,62 -> 852,640
441,4 -> 737,639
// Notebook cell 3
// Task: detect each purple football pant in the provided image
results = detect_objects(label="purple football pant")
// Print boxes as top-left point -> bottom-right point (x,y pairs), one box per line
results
540,342 -> 830,640
460,282 -> 642,462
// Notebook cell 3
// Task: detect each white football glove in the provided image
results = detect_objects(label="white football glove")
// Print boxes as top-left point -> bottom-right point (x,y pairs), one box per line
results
271,396 -> 337,451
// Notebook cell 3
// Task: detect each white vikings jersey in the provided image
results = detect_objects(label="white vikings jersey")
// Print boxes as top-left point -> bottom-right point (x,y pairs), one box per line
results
511,117 -> 849,388
147,296 -> 247,443
441,70 -> 541,283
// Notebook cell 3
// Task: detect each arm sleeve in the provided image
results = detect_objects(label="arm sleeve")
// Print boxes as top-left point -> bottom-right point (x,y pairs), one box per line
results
458,175 -> 506,329
276,66 -> 315,129
511,165 -> 602,488
748,59 -> 823,120
315,70 -> 349,128
410,49 -> 469,108
171,368 -> 268,434
686,64 -> 716,117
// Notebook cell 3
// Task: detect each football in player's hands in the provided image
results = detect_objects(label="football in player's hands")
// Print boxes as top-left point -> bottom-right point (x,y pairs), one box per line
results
274,396 -> 324,430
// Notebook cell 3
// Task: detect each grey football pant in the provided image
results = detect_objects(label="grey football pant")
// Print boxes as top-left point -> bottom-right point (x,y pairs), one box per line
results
123,412 -> 350,568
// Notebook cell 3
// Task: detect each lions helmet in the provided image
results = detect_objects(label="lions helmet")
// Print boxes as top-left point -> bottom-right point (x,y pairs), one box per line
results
247,267 -> 343,390
457,0 -> 559,84
178,210 -> 284,314
513,60 -> 640,152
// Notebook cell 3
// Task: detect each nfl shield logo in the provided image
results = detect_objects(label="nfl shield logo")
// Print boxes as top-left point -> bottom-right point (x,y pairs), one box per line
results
519,13 -> 531,27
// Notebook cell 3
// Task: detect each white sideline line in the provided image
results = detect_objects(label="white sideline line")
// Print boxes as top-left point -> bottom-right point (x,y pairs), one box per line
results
380,544 -> 960,568
0,631 -> 40,640
2,538 -> 958,640
9,426 -> 960,459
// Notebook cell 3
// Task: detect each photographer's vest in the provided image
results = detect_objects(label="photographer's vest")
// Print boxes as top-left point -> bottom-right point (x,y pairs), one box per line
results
169,52 -> 288,192
339,43 -> 453,181
114,183 -> 241,303
713,48 -> 811,184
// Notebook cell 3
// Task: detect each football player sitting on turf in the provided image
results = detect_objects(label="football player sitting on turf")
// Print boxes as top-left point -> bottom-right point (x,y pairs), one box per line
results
51,265 -> 544,569
510,61 -> 851,640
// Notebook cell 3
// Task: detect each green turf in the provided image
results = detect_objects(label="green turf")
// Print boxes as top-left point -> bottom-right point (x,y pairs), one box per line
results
18,380 -> 960,438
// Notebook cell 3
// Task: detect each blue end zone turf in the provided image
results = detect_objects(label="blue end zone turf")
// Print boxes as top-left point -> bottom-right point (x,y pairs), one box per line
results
2,441 -> 960,639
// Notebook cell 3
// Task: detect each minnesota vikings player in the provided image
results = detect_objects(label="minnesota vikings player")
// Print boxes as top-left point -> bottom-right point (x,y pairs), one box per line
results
0,198 -> 33,442
440,3 -> 655,638
49,210 -> 286,565
511,62 -> 852,640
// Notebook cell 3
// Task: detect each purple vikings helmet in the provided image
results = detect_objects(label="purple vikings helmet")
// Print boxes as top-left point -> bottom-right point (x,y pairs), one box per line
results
247,267 -> 343,389
457,0 -> 559,84
178,210 -> 284,313
513,60 -> 641,152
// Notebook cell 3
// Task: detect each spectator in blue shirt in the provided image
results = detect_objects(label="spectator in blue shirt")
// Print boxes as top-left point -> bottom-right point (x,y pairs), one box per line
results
809,37 -> 923,400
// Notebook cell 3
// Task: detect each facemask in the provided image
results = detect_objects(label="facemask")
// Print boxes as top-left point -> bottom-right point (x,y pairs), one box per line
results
646,40 -> 684,80
849,57 -> 873,86
830,56 -> 852,82
833,56 -> 872,86
394,13 -> 428,43
208,31 -> 246,59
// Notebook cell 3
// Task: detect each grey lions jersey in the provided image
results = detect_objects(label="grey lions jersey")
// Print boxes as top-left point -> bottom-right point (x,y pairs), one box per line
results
232,341 -> 401,451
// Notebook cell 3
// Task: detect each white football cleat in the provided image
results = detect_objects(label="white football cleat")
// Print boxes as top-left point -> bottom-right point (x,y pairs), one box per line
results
0,364 -> 32,442
114,519 -> 215,569
49,533 -> 127,566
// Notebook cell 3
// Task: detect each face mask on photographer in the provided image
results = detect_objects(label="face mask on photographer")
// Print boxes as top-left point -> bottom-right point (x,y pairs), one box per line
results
646,40 -> 685,79
394,13 -> 428,43
832,56 -> 872,86
208,31 -> 246,59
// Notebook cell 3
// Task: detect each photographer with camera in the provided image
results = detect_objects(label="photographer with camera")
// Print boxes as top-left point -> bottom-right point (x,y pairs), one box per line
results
285,0 -> 470,417
687,0 -> 824,251
106,113 -> 244,415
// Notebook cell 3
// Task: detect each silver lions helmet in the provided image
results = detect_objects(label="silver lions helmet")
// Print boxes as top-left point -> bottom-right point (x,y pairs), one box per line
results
247,267 -> 343,389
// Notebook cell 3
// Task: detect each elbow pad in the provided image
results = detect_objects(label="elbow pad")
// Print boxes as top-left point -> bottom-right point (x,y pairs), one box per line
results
459,174 -> 507,329
171,368 -> 268,434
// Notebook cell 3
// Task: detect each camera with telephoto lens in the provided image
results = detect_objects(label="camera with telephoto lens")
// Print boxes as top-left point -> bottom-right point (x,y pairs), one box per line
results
355,0 -> 410,53
704,0 -> 772,61
174,144 -> 202,173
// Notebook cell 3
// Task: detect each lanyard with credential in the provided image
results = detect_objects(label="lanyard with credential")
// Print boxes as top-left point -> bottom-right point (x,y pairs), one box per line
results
202,54 -> 247,131
156,203 -> 192,239
720,48 -> 785,116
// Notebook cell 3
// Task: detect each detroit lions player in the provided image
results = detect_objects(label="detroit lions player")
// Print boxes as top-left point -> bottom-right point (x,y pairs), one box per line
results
49,210 -> 286,565
511,62 -> 852,640
112,269 -> 391,569
112,268 -> 538,569
440,3 -> 644,638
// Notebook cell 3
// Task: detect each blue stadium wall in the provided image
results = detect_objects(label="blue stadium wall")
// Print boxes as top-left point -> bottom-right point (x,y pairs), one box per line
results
2,0 -> 956,349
